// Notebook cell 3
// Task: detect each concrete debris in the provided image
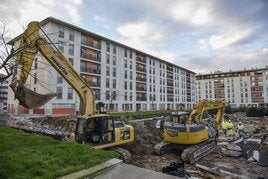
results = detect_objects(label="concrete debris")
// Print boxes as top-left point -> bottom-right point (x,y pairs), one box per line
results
6,116 -> 77,140
217,142 -> 229,147
231,137 -> 244,145
252,150 -> 268,167
227,144 -> 242,152
242,138 -> 262,158
220,148 -> 243,158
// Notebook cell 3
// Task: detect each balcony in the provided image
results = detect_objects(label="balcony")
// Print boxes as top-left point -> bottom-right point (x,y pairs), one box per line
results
81,37 -> 101,50
136,87 -> 147,92
136,77 -> 147,82
167,97 -> 174,102
136,66 -> 147,73
136,96 -> 147,101
167,73 -> 173,79
167,80 -> 174,86
80,52 -> 101,62
167,65 -> 173,72
167,89 -> 174,94
136,56 -> 146,64
80,67 -> 101,75
86,81 -> 101,87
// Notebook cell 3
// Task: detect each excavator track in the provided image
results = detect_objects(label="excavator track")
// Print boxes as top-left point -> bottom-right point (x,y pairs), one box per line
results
181,140 -> 217,164
154,141 -> 172,155
110,147 -> 132,164
154,140 -> 217,164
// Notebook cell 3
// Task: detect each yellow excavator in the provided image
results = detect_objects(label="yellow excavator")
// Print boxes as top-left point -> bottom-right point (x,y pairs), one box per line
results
10,21 -> 134,159
154,100 -> 227,164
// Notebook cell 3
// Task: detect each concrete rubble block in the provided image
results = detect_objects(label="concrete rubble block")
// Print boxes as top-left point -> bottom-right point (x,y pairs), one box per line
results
220,148 -> 243,158
242,138 -> 262,158
253,150 -> 268,167
217,142 -> 229,147
227,144 -> 242,152
232,137 -> 244,145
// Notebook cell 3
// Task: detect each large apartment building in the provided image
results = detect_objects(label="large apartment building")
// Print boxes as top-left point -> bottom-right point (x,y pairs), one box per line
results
196,67 -> 268,107
0,74 -> 8,114
8,17 -> 196,115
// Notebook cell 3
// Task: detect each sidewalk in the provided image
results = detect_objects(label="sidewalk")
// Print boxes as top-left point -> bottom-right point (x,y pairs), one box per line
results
60,158 -> 179,179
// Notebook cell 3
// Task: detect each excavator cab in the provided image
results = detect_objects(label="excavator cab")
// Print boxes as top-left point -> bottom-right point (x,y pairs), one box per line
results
76,115 -> 134,149
76,115 -> 115,145
170,112 -> 189,124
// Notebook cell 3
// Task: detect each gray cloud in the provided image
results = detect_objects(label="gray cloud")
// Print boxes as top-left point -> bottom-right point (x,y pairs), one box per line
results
0,0 -> 29,19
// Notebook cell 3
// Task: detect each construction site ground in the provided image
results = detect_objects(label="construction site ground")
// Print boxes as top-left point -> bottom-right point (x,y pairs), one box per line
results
1,112 -> 268,178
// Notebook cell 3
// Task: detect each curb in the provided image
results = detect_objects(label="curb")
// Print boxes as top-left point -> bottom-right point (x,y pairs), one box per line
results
59,158 -> 123,179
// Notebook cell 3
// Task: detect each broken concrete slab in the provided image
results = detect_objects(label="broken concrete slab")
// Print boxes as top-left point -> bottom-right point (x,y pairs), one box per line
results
253,150 -> 268,167
218,136 -> 234,142
242,138 -> 262,158
231,137 -> 244,145
227,144 -> 242,152
196,162 -> 252,179
217,142 -> 229,147
221,148 -> 243,158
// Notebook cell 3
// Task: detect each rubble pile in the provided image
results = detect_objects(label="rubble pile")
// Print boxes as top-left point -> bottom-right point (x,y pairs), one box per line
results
6,115 -> 77,140
124,118 -> 163,154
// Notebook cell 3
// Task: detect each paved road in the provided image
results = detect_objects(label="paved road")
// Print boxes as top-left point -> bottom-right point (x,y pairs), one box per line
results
92,163 -> 179,179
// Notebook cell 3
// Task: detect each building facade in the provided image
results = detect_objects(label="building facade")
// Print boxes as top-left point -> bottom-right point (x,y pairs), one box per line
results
0,75 -> 8,114
196,67 -> 268,107
8,17 -> 196,115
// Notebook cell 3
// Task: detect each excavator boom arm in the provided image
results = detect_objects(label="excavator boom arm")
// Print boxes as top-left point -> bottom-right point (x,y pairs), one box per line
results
11,21 -> 95,116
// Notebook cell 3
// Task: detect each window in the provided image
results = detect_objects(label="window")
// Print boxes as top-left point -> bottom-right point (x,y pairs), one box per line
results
58,41 -> 64,52
68,58 -> 74,65
68,88 -> 73,99
69,44 -> 74,55
130,92 -> 133,101
129,61 -> 133,69
124,70 -> 127,79
106,66 -> 110,76
113,79 -> 116,88
124,81 -> 127,90
106,42 -> 110,52
59,26 -> 64,38
129,82 -> 133,90
106,78 -> 110,88
56,87 -> 63,99
106,90 -> 110,100
69,30 -> 74,41
112,91 -> 116,100
57,74 -> 63,84
106,54 -> 110,64
124,92 -> 127,101
112,56 -> 116,65
113,44 -> 116,54
130,51 -> 132,59
124,59 -> 127,68
124,49 -> 127,57
113,68 -> 116,77
130,71 -> 133,80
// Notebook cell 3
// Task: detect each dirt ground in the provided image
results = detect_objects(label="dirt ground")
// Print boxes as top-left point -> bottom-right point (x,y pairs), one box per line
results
2,113 -> 268,178
123,115 -> 268,178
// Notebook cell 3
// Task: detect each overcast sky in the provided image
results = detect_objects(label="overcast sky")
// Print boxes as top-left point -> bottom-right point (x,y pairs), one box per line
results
1,0 -> 268,74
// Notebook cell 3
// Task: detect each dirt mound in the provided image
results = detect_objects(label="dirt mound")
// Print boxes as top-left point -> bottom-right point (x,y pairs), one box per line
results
123,119 -> 163,154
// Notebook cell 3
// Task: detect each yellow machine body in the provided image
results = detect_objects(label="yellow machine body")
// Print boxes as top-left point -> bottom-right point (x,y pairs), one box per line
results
11,21 -> 134,149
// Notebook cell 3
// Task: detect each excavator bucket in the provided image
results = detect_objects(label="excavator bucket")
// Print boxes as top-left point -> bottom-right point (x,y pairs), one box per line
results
12,85 -> 57,109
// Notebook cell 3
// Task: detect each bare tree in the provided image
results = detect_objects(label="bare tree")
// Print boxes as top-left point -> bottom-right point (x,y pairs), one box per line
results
0,18 -> 17,82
